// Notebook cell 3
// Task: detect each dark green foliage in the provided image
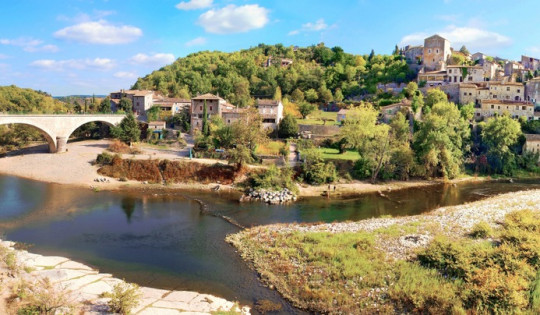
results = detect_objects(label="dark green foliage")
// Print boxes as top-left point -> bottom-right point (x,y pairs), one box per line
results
169,107 -> 191,132
301,148 -> 337,184
248,164 -> 297,193
0,85 -> 68,113
96,152 -> 114,166
118,97 -> 132,112
298,101 -> 316,119
111,114 -> 141,145
278,114 -> 299,138
131,44 -> 414,104
99,96 -> 111,113
202,100 -> 210,137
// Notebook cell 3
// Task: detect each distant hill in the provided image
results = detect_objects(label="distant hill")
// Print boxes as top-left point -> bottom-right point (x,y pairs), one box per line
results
54,95 -> 107,99
132,43 -> 415,107
0,85 -> 70,113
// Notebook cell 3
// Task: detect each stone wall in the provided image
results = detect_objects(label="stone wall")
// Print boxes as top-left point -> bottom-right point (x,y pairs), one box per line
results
420,83 -> 460,104
299,124 -> 341,137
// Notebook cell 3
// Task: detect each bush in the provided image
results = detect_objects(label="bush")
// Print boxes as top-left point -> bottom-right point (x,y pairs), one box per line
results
102,282 -> 141,315
469,221 -> 493,238
248,165 -> 297,193
13,278 -> 76,314
96,152 -> 114,166
108,140 -> 131,153
254,299 -> 282,313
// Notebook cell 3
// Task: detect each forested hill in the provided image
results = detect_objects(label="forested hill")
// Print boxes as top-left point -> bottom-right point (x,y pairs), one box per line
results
132,43 -> 415,107
0,85 -> 69,113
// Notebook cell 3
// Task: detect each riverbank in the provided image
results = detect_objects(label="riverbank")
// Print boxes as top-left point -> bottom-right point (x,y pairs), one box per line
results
227,190 -> 540,313
0,139 -> 501,199
0,239 -> 249,314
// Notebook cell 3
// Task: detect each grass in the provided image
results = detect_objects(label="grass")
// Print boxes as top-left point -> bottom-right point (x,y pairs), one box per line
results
297,110 -> 340,126
315,148 -> 360,161
227,209 -> 540,314
255,141 -> 286,156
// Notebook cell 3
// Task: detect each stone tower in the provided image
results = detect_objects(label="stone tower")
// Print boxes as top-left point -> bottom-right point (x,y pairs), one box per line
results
423,34 -> 451,71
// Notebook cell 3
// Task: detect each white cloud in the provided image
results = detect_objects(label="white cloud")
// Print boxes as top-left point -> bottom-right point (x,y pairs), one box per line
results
198,4 -> 269,34
0,37 -> 58,52
176,0 -> 212,10
30,58 -> 115,71
288,19 -> 328,36
185,37 -> 207,47
54,20 -> 142,44
129,53 -> 175,66
114,71 -> 138,79
400,26 -> 511,52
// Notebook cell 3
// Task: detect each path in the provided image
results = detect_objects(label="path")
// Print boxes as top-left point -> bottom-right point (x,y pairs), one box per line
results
288,143 -> 299,167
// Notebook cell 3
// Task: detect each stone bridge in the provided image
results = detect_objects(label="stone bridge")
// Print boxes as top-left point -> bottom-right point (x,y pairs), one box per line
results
0,114 -> 125,153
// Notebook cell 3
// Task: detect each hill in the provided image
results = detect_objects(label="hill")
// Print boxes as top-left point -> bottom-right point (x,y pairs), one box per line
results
0,85 -> 70,113
132,44 -> 415,107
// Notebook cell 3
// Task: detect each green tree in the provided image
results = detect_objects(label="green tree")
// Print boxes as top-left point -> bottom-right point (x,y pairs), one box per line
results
73,100 -> 82,113
278,114 -> 299,138
202,99 -> 210,137
481,115 -> 522,174
305,89 -> 319,103
111,113 -> 141,145
425,89 -> 447,110
147,106 -> 161,122
273,86 -> 282,101
99,97 -> 111,113
334,88 -> 344,103
291,88 -> 305,103
393,44 -> 400,55
460,103 -> 475,121
301,149 -> 337,185
368,49 -> 375,61
413,101 -> 470,179
118,97 -> 133,112
298,102 -> 316,119
227,144 -> 255,170
405,82 -> 418,99
459,45 -> 470,55
319,85 -> 333,104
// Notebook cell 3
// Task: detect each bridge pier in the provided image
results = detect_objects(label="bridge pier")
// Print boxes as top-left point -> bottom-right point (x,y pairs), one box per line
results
55,137 -> 68,153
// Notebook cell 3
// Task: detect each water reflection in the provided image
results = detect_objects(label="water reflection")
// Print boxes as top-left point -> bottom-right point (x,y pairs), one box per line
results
121,197 -> 136,223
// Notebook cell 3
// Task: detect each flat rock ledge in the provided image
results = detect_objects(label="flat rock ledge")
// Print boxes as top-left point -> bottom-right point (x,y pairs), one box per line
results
1,240 -> 250,314
240,188 -> 297,204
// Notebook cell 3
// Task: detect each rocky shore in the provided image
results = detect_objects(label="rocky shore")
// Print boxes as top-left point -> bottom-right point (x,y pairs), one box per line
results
0,240 -> 250,314
240,188 -> 297,204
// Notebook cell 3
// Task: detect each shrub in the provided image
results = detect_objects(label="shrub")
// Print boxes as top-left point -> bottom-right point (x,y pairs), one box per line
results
13,278 -> 76,314
96,152 -> 114,166
248,165 -> 297,193
469,221 -> 493,238
102,282 -> 141,315
108,140 -> 131,153
254,299 -> 282,313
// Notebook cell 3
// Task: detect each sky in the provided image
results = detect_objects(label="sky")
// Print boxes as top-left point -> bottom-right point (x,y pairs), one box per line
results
1,0 -> 539,96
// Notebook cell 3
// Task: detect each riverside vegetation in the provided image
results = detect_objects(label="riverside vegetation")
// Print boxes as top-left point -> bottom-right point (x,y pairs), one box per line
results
227,190 -> 540,314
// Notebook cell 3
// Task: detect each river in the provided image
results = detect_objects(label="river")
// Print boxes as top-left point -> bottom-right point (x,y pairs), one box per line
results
0,175 -> 539,312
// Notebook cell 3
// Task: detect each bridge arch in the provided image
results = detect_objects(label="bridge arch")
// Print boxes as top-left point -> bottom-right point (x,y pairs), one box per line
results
0,122 -> 57,153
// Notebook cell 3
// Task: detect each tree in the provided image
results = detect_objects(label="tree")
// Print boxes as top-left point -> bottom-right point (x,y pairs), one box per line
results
227,145 -> 255,170
459,45 -> 470,55
147,106 -> 161,122
73,100 -> 82,113
411,91 -> 424,113
99,97 -> 111,113
202,99 -> 210,137
404,82 -> 418,99
170,106 -> 191,132
481,115 -> 522,174
278,114 -> 299,138
368,49 -> 375,61
460,103 -> 475,121
334,88 -> 344,103
393,44 -> 400,55
425,88 -> 447,110
301,149 -> 337,185
291,88 -> 305,103
118,97 -> 132,112
111,113 -> 141,145
305,89 -> 318,103
318,85 -> 333,104
273,86 -> 282,101
298,102 -> 316,119
413,101 -> 470,179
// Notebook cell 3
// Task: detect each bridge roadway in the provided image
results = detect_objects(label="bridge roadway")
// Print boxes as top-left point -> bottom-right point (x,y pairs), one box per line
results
0,114 -> 125,153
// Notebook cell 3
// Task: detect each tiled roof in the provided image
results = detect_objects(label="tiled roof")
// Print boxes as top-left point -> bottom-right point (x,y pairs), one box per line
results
337,109 -> 348,114
525,134 -> 540,141
192,93 -> 223,100
480,99 -> 532,105
257,99 -> 281,106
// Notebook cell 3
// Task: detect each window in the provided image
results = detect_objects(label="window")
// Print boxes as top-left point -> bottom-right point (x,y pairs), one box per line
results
428,49 -> 432,53
436,49 -> 439,53
209,106 -> 212,111
449,69 -> 452,74
464,92 -> 467,96
493,95 -> 497,99
507,87 -> 510,91
523,106 -> 526,110
200,106 -> 202,111
517,89 -> 520,93
491,105 -> 494,109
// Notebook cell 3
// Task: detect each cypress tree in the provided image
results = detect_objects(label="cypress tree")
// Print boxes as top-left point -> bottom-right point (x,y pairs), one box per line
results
202,99 -> 210,136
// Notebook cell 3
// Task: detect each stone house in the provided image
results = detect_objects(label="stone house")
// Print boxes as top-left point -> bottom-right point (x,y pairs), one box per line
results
474,99 -> 534,121
446,65 -> 485,83
523,134 -> 540,163
379,101 -> 411,123
488,82 -> 524,101
505,61 -> 524,76
422,35 -> 451,71
222,108 -> 248,125
472,52 -> 486,64
256,99 -> 283,131
482,61 -> 501,81
336,109 -> 348,123
525,77 -> 540,104
110,90 -> 154,114
417,70 -> 448,86
402,45 -> 423,64
153,97 -> 190,116
190,93 -> 235,131
521,55 -> 540,71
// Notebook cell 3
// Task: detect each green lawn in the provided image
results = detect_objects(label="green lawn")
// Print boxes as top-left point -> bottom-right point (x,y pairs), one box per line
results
316,148 -> 360,160
297,110 -> 340,126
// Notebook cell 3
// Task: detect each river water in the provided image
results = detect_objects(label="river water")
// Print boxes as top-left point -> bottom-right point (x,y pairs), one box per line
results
0,175 -> 539,312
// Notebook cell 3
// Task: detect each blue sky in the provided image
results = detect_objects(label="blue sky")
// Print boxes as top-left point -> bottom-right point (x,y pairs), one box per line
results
0,0 -> 539,96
